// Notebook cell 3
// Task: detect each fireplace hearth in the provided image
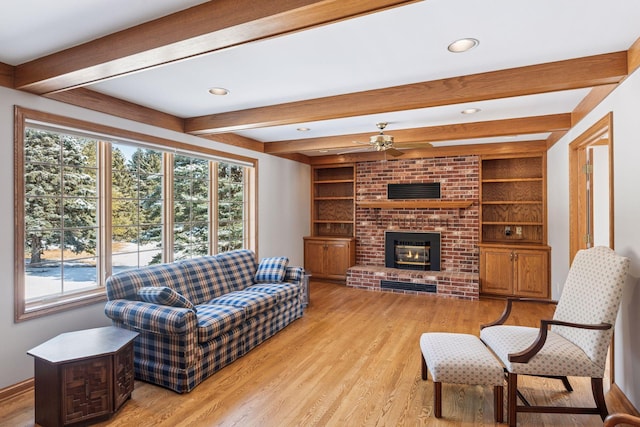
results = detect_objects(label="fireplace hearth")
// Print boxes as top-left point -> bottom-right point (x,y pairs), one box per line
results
385,231 -> 440,271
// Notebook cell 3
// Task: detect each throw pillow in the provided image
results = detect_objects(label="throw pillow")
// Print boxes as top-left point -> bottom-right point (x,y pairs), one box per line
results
137,286 -> 196,311
254,257 -> 289,283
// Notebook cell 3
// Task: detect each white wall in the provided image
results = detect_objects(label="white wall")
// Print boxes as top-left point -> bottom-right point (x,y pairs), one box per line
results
592,145 -> 610,247
547,68 -> 640,408
0,86 -> 310,390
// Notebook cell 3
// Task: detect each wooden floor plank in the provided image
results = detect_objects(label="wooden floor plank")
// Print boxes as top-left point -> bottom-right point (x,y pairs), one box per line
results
1,280 -> 637,426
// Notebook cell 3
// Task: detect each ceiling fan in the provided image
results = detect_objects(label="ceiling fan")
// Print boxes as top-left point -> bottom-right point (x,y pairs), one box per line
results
338,122 -> 433,157
368,122 -> 404,156
339,122 -> 404,157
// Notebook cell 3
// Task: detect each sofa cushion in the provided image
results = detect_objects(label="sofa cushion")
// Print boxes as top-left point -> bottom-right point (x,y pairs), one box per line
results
138,286 -> 196,311
106,262 -> 189,300
209,290 -> 278,318
178,256 -> 233,304
195,304 -> 246,342
216,249 -> 257,291
254,257 -> 289,283
245,283 -> 299,304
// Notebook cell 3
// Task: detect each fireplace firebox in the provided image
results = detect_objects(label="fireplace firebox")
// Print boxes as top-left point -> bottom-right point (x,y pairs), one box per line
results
385,231 -> 440,271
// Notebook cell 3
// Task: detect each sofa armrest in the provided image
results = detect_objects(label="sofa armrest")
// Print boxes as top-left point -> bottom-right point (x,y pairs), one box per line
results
283,266 -> 304,286
105,299 -> 197,335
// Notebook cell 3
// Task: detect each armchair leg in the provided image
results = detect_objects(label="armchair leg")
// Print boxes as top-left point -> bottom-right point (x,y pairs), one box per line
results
592,377 -> 608,421
561,376 -> 573,392
421,354 -> 428,380
508,373 -> 518,427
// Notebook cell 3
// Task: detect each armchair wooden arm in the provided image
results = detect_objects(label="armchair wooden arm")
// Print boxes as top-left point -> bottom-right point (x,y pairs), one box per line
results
604,413 -> 640,426
508,319 -> 612,363
480,297 -> 556,330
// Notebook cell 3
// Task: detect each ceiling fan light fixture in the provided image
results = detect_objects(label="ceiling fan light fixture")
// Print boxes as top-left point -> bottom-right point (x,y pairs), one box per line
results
208,87 -> 230,96
448,38 -> 479,53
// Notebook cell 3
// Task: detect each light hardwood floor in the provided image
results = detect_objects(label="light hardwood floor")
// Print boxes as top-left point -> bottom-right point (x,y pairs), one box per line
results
2,280 -> 638,426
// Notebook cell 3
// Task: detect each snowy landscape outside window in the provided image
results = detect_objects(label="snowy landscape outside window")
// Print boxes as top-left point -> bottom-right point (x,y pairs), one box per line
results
15,108 -> 256,321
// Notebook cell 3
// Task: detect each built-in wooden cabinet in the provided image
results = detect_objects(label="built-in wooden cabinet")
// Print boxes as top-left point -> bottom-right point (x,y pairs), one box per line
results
304,236 -> 356,280
480,154 -> 550,298
479,244 -> 550,298
480,155 -> 546,244
311,164 -> 355,237
305,164 -> 356,280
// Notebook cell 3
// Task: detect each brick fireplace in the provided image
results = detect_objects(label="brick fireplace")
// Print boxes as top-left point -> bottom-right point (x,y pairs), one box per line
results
346,156 -> 480,300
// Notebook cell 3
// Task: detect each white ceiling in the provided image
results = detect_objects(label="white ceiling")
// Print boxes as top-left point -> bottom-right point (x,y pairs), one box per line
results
2,0 -> 640,156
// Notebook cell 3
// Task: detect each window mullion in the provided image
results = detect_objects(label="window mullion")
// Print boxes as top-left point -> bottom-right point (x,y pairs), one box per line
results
210,161 -> 218,254
100,141 -> 112,284
163,152 -> 174,262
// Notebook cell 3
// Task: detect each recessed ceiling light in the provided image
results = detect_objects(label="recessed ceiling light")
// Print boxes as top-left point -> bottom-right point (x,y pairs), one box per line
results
319,149 -> 329,153
461,107 -> 481,114
297,127 -> 311,132
448,38 -> 479,53
208,87 -> 230,96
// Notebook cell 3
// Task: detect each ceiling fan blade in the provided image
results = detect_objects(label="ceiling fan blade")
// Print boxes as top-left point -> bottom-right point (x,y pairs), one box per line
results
336,146 -> 373,155
394,142 -> 434,149
385,147 -> 404,157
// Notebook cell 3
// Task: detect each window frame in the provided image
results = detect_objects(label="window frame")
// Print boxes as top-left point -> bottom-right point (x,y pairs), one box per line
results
14,106 -> 257,322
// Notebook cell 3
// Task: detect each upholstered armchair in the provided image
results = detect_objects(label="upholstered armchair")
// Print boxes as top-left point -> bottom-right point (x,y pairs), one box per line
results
605,413 -> 640,426
480,246 -> 630,427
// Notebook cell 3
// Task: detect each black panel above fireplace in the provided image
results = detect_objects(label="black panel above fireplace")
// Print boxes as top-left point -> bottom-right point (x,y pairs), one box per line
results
387,183 -> 440,199
385,231 -> 441,271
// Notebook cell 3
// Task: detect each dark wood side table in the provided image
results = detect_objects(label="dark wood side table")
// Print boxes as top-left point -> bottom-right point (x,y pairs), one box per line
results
27,326 -> 138,427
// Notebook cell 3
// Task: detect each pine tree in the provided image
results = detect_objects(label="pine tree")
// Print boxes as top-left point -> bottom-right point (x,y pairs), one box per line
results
173,154 -> 209,259
217,163 -> 244,252
24,129 -> 98,265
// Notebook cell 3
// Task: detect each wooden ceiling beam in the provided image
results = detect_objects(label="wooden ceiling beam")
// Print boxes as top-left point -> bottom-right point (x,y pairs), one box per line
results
627,36 -> 640,74
185,52 -> 627,134
46,88 -> 185,132
264,114 -> 572,154
0,62 -> 14,88
309,140 -> 549,165
14,0 -> 418,94
201,133 -> 265,153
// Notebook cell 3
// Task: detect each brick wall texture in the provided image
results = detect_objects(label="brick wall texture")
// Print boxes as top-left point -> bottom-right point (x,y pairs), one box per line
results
355,155 -> 480,274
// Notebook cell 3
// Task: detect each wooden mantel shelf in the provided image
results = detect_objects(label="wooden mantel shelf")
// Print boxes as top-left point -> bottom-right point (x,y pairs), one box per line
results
357,200 -> 474,209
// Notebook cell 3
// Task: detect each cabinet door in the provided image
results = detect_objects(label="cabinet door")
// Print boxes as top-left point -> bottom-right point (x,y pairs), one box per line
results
304,239 -> 326,276
113,343 -> 135,411
325,241 -> 352,278
480,248 -> 513,295
514,249 -> 549,298
63,358 -> 112,423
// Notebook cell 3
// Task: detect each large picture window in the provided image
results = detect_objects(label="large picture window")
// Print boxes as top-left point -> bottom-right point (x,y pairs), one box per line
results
15,107 -> 257,321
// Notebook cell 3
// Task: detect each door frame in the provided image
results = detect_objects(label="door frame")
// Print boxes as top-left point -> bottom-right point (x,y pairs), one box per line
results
568,112 -> 614,262
568,111 -> 615,382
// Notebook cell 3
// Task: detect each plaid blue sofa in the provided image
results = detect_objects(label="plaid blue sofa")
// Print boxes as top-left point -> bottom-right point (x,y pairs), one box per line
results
104,249 -> 304,393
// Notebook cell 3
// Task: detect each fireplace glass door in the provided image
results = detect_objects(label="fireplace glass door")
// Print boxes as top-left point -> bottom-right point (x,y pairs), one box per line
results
394,241 -> 430,270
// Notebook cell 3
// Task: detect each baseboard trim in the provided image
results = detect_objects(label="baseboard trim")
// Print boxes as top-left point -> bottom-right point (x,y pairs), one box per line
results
0,378 -> 33,402
610,383 -> 640,416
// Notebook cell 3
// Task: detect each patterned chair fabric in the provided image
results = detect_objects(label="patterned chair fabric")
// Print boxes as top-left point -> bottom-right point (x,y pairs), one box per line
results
104,249 -> 304,393
481,246 -> 630,376
480,246 -> 630,426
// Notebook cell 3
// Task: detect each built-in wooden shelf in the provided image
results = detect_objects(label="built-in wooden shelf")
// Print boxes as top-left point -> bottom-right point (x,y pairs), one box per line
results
357,200 -> 474,209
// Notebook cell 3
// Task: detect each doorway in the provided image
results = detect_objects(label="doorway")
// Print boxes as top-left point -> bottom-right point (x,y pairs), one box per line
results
568,112 -> 615,383
569,112 -> 614,261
